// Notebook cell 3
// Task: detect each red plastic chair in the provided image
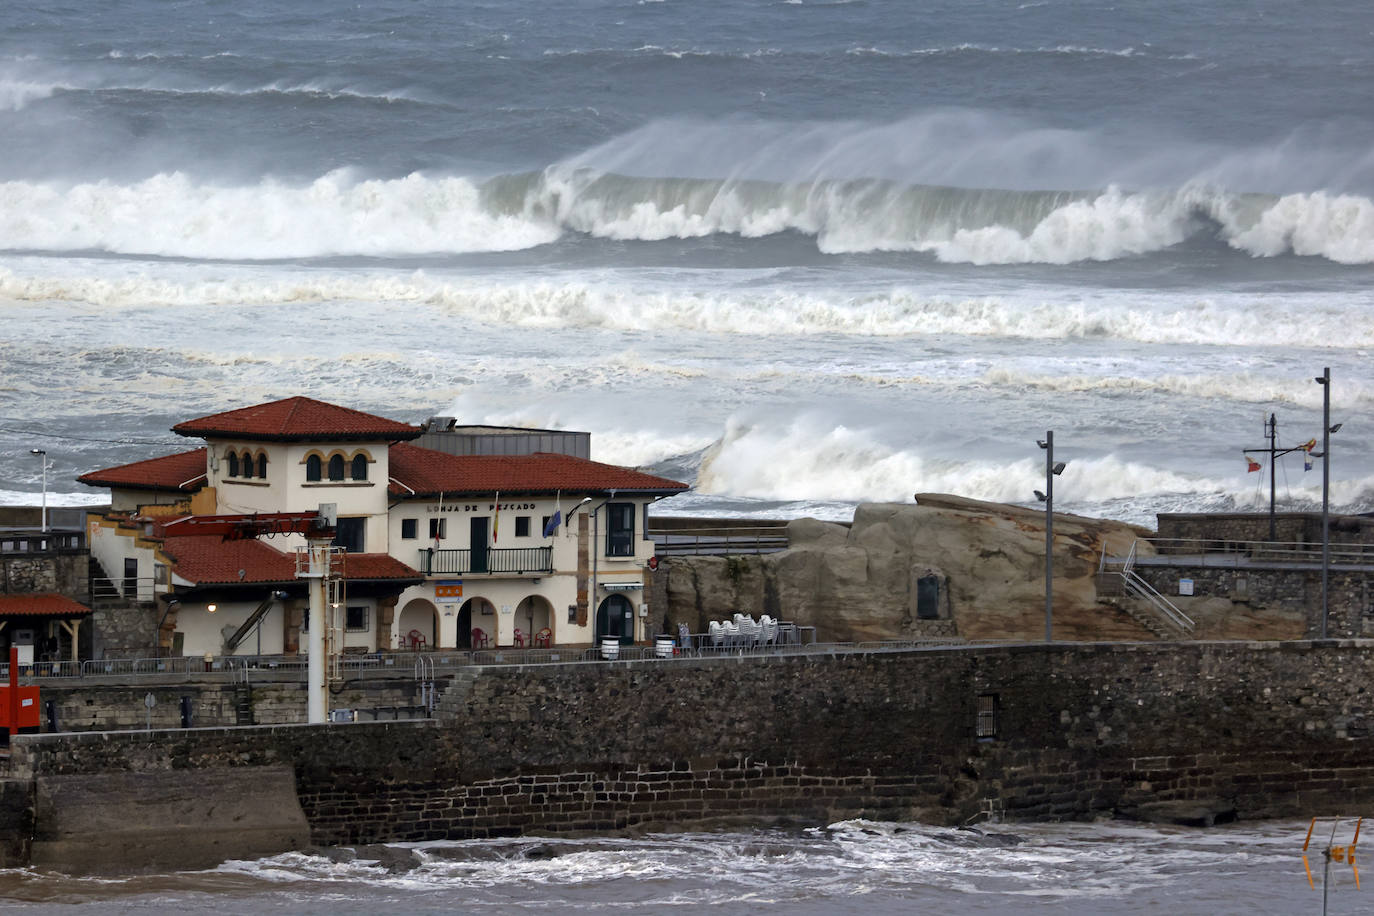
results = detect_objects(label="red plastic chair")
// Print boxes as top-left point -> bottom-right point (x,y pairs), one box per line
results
533,627 -> 552,648
407,629 -> 426,651
471,627 -> 490,649
513,628 -> 527,648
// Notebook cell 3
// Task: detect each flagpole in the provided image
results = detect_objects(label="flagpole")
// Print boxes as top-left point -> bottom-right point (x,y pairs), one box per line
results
1242,413 -> 1321,543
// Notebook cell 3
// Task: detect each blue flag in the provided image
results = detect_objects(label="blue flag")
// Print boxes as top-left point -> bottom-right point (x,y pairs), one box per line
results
543,510 -> 562,537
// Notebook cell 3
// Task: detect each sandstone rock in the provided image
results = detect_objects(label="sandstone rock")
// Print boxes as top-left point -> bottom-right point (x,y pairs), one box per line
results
663,495 -> 1154,642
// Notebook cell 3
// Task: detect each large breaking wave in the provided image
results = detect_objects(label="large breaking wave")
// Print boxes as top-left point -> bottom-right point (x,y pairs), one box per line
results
1,168 -> 1372,264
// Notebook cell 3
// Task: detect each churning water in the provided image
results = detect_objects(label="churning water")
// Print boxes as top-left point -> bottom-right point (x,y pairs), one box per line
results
0,819 -> 1358,914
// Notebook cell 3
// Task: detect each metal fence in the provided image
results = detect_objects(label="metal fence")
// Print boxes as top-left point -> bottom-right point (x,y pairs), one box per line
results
2,638 -> 989,682
90,574 -> 166,604
1135,537 -> 1374,567
650,527 -> 789,556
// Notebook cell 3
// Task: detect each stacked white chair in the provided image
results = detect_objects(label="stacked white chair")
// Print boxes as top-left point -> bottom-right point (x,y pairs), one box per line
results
738,615 -> 760,646
722,619 -> 740,647
760,615 -> 778,645
708,620 -> 724,648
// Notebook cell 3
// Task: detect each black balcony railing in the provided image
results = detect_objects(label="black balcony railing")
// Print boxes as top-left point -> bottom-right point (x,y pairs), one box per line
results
420,546 -> 552,576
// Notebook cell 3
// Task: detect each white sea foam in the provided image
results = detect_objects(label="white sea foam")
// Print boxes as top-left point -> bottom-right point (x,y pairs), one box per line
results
0,171 -> 557,258
2,165 -> 1372,264
2,264 -> 1370,350
0,488 -> 107,507
0,77 -> 65,110
693,415 -> 1215,505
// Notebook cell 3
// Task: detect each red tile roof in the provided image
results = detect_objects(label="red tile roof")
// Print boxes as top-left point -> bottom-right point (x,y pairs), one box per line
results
160,536 -> 421,586
0,593 -> 91,617
387,443 -> 689,497
172,397 -> 422,443
77,448 -> 208,493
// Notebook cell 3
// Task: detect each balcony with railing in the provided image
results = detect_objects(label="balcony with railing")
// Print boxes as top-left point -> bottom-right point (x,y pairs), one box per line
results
418,546 -> 552,576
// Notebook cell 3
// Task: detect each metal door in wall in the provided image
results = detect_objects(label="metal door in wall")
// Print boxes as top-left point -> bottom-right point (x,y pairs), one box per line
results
123,558 -> 138,598
470,517 -> 489,573
595,594 -> 635,645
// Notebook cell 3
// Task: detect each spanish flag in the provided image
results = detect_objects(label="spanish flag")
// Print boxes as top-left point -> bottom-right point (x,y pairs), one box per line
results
492,491 -> 500,544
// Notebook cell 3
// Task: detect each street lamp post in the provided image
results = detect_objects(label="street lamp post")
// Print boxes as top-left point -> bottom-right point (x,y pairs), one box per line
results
1313,368 -> 1336,639
30,449 -> 52,533
1035,432 -> 1067,643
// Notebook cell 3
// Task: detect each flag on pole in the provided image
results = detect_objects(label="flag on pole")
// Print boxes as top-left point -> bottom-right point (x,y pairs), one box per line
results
492,491 -> 500,544
1303,438 -> 1318,452
1246,456 -> 1261,473
543,490 -> 563,537
435,492 -> 444,546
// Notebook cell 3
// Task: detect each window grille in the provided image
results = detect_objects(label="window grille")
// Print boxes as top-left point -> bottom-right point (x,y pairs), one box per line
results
976,693 -> 1000,740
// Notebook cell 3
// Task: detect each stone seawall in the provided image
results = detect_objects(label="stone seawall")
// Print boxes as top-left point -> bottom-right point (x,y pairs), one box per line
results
4,641 -> 1373,868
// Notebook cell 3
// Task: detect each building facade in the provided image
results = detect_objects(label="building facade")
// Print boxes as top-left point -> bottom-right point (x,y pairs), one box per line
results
78,398 -> 687,657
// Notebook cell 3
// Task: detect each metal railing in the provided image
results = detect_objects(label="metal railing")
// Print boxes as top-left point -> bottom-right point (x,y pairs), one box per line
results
1138,537 -> 1374,567
89,574 -> 167,604
1113,541 -> 1195,634
3,638 -> 1014,682
650,527 -> 789,556
418,546 -> 552,575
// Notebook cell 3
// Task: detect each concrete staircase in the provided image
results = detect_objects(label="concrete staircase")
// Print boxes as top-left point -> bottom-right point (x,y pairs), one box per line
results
1098,541 -> 1195,639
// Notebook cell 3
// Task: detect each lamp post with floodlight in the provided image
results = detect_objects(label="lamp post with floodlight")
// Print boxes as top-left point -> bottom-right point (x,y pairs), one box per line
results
1035,432 -> 1067,643
30,449 -> 53,533
1311,368 -> 1342,639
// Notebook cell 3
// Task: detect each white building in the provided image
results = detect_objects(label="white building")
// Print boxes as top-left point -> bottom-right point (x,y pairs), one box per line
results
78,397 -> 687,657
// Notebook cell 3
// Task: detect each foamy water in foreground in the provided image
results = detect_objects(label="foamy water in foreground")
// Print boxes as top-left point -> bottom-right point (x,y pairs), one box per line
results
0,820 -> 1351,914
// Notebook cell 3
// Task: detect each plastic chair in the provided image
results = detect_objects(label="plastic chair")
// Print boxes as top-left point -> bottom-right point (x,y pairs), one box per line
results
471,627 -> 490,649
513,628 -> 527,648
407,629 -> 426,651
534,627 -> 552,648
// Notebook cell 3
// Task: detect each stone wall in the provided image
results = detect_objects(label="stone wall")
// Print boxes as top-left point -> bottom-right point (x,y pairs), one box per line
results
1157,512 -> 1374,547
7,640 -> 1374,866
1134,565 -> 1372,638
0,553 -> 88,599
88,602 -> 159,659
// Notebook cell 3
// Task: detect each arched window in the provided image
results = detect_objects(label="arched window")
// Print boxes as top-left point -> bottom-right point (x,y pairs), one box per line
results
306,454 -> 322,482
256,453 -> 268,479
351,454 -> 368,481
241,451 -> 254,479
328,454 -> 345,481
226,451 -> 239,478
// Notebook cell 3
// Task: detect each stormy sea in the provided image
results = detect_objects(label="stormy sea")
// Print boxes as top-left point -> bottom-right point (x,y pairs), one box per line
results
0,1 -> 1370,907
1,0 -> 1371,527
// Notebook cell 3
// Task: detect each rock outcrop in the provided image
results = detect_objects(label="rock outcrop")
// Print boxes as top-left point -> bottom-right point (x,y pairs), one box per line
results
659,495 -> 1310,641
660,495 -> 1155,641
